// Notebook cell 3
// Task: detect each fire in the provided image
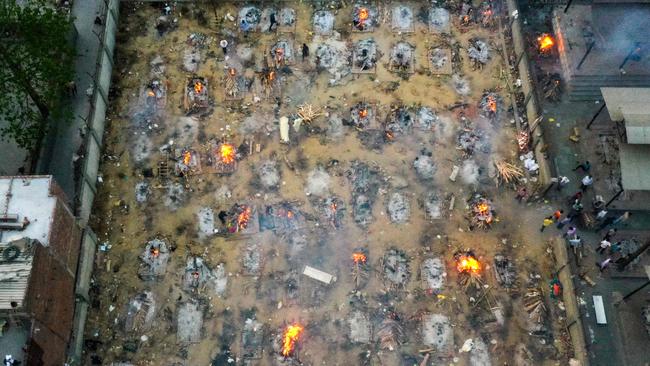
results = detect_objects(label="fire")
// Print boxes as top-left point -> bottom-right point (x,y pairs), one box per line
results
358,7 -> 369,21
219,143 -> 236,165
150,247 -> 160,258
287,210 -> 294,219
330,202 -> 337,213
281,324 -> 303,357
538,34 -> 554,52
359,108 -> 368,118
237,206 -> 251,231
147,89 -> 155,97
182,151 -> 191,165
462,15 -> 469,24
487,95 -> 497,113
194,80 -> 204,94
456,254 -> 481,274
269,71 -> 275,81
229,68 -> 236,76
352,252 -> 367,264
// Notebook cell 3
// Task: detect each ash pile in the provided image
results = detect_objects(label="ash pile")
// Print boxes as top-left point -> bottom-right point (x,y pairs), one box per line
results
347,161 -> 382,227
381,248 -> 410,289
494,254 -> 516,288
467,38 -> 490,70
389,42 -> 415,72
238,6 -> 261,32
413,149 -> 436,180
416,106 -> 440,131
313,10 -> 335,35
428,48 -> 450,74
387,191 -> 411,224
314,38 -> 351,84
428,7 -> 451,33
384,105 -> 414,136
352,38 -> 379,72
457,114 -> 488,156
391,5 -> 414,32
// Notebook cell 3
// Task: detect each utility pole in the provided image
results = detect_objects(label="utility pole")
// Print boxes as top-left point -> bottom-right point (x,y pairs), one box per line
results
577,41 -> 595,70
586,102 -> 606,130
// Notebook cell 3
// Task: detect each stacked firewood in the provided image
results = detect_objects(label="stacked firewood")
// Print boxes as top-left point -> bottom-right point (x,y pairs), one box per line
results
376,317 -> 404,350
524,287 -> 546,324
494,160 -> 524,185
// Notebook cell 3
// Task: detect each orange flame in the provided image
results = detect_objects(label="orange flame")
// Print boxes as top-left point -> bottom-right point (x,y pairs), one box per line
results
477,202 -> 490,215
150,247 -> 160,258
287,210 -> 294,219
538,35 -> 554,51
352,252 -> 367,264
359,109 -> 368,118
269,71 -> 275,81
281,324 -> 303,357
147,89 -> 155,97
463,15 -> 469,24
220,143 -> 235,165
456,255 -> 481,274
229,68 -> 236,76
487,95 -> 497,113
183,151 -> 192,165
194,81 -> 204,94
359,8 -> 369,21
237,206 -> 252,231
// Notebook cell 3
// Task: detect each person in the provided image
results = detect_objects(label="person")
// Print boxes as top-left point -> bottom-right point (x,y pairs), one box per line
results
268,12 -> 277,32
573,161 -> 591,172
220,39 -> 228,55
568,235 -> 582,248
563,226 -> 577,238
67,80 -> 77,97
302,43 -> 309,61
540,216 -> 554,232
597,239 -> 611,254
611,241 -> 622,253
515,186 -> 528,202
612,211 -> 631,226
557,216 -> 572,229
568,201 -> 583,219
569,191 -> 582,204
552,209 -> 564,222
602,228 -> 617,242
596,209 -> 608,221
597,257 -> 612,272
4,355 -> 17,366
580,175 -> 593,191
557,176 -> 570,190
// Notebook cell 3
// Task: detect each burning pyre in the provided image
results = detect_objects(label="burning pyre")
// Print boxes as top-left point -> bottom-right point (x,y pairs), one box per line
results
479,92 -> 499,119
320,196 -> 345,229
223,204 -> 254,234
185,77 -> 208,112
144,79 -> 166,108
351,248 -> 369,289
537,34 -> 555,54
454,250 -> 483,289
479,3 -> 494,27
353,5 -> 375,31
175,149 -> 199,176
271,40 -> 294,68
350,102 -> 374,129
468,194 -> 495,230
280,323 -> 303,357
210,142 -> 237,174
384,105 -> 414,136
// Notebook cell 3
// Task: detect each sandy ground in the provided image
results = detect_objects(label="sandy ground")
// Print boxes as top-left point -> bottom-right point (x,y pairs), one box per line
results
86,2 -> 574,365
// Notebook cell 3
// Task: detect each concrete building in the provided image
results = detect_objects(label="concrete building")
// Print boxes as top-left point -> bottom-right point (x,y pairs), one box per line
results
553,1 -> 650,100
0,176 -> 81,366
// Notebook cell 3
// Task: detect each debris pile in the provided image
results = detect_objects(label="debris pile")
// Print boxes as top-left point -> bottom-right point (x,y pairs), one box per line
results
539,72 -> 562,102
123,291 -> 156,333
457,117 -> 485,156
385,105 -> 414,135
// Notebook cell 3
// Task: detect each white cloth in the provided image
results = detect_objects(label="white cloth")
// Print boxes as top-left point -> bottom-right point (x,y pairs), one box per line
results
599,240 -> 611,249
596,210 -> 607,219
220,40 -> 228,48
581,176 -> 593,186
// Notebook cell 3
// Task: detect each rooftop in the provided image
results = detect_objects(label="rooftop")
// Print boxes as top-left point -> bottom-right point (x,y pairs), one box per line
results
0,176 -> 57,246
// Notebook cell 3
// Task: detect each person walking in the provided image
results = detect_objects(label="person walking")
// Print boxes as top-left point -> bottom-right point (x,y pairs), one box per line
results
580,175 -> 593,191
568,235 -> 582,248
540,216 -> 554,232
597,257 -> 612,272
573,160 -> 591,172
596,209 -> 608,221
602,228 -> 617,242
557,216 -> 572,229
552,209 -> 564,222
220,39 -> 228,55
268,12 -> 277,32
557,176 -> 570,190
302,43 -> 309,61
563,226 -> 577,238
597,239 -> 611,254
612,211 -> 632,226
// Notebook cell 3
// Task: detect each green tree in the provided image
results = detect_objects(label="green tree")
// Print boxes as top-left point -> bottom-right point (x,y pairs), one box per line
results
0,0 -> 75,151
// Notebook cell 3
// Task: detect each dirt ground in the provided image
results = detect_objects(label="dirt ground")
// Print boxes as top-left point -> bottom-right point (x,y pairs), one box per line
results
86,1 -> 575,365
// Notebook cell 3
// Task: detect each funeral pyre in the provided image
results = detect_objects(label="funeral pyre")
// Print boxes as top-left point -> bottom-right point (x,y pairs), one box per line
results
319,196 -> 345,229
537,33 -> 555,55
224,68 -> 249,100
454,250 -> 483,289
353,5 -> 377,31
174,148 -> 200,176
144,79 -> 166,108
222,203 -> 255,234
279,323 -> 303,358
479,91 -> 500,120
353,38 -> 378,72
349,101 -> 374,130
389,42 -> 415,72
351,248 -> 369,289
185,77 -> 208,112
384,105 -> 414,136
468,194 -> 495,230
271,40 -> 294,67
467,38 -> 490,70
209,142 -> 237,174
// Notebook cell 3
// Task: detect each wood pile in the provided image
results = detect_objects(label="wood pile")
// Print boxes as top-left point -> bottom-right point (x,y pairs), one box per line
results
297,104 -> 323,124
523,287 -> 546,324
376,317 -> 404,350
494,160 -> 524,185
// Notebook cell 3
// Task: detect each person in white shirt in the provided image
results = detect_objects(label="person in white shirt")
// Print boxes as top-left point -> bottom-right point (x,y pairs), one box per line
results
580,175 -> 593,191
597,239 -> 611,254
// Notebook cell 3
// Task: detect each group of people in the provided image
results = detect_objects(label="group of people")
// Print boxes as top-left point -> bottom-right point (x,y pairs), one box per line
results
535,161 -> 635,272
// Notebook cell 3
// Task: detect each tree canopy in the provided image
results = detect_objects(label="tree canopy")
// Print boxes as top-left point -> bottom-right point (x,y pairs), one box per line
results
0,0 -> 75,150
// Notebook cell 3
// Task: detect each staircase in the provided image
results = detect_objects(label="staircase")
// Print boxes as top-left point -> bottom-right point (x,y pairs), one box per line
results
566,74 -> 650,101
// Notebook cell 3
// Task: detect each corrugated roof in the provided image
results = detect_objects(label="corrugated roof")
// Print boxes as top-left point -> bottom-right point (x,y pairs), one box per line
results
0,239 -> 34,310
619,143 -> 650,190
